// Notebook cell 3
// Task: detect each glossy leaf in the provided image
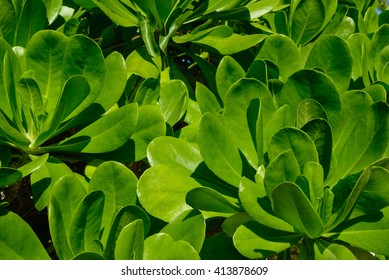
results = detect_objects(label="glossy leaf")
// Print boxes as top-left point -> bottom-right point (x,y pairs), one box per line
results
105,205 -> 150,260
276,69 -> 341,132
290,0 -> 325,46
186,187 -> 240,214
195,82 -> 221,115
223,78 -> 276,169
89,161 -> 137,242
215,56 -> 245,102
313,239 -> 357,260
160,209 -> 205,253
272,182 -> 324,238
233,221 -> 301,259
0,167 -> 22,188
147,136 -> 202,175
159,80 -> 188,126
48,175 -> 87,260
296,99 -> 328,128
115,219 -> 144,260
268,127 -> 319,168
326,206 -> 389,255
256,34 -> 301,81
305,35 -> 353,93
51,103 -> 138,153
143,233 -> 200,260
0,208 -> 50,259
68,191 -> 105,256
239,177 -> 295,232
31,157 -> 74,210
198,113 -> 242,188
137,164 -> 202,222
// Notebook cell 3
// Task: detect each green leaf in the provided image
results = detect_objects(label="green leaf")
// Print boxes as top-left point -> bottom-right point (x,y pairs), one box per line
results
0,0 -> 17,44
198,113 -> 242,188
296,99 -> 328,128
329,98 -> 389,185
276,69 -> 341,132
272,182 -> 324,238
0,167 -> 22,188
223,78 -> 276,169
138,10 -> 160,58
264,150 -> 301,198
347,33 -> 370,85
352,167 -> 389,218
290,0 -> 325,46
26,30 -> 69,116
89,161 -> 138,243
48,174 -> 87,260
313,239 -> 357,260
326,207 -> 389,255
95,52 -> 127,111
222,212 -> 254,237
15,0 -> 48,47
137,164 -> 202,222
42,0 -> 62,24
147,136 -> 202,175
215,56 -> 245,102
17,153 -> 49,177
72,252 -> 105,260
195,82 -> 221,115
31,156 -> 74,210
0,109 -> 30,150
268,127 -> 319,168
0,208 -> 50,259
69,191 -> 105,256
51,103 -> 138,153
255,34 -> 301,81
160,209 -> 205,253
368,24 -> 389,77
125,47 -> 160,79
63,34 -> 105,100
173,25 -> 266,55
326,167 -> 372,231
92,0 -> 138,27
305,35 -> 353,93
233,221 -> 301,259
159,80 -> 188,126
143,233 -> 200,260
301,119 -> 332,179
115,219 -> 144,260
104,205 -> 150,260
239,177 -> 295,232
186,187 -> 240,214
134,78 -> 160,106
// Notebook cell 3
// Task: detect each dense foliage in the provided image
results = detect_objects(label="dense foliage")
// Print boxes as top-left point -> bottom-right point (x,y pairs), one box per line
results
1,0 -> 389,260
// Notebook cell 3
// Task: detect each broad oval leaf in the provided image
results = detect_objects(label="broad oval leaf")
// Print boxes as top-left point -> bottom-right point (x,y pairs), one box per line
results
115,219 -> 144,260
143,233 -> 200,260
198,113 -> 242,188
272,182 -> 324,238
0,208 -> 50,259
276,69 -> 341,132
233,221 -> 302,259
160,209 -> 205,253
147,136 -> 202,175
137,164 -> 202,222
305,35 -> 353,93
215,56 -> 245,102
159,79 -> 188,126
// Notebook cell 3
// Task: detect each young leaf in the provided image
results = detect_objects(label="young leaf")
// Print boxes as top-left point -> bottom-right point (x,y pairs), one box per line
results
159,79 -> 188,126
115,219 -> 144,260
313,239 -> 357,260
195,82 -> 221,115
0,208 -> 50,259
296,99 -> 328,128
